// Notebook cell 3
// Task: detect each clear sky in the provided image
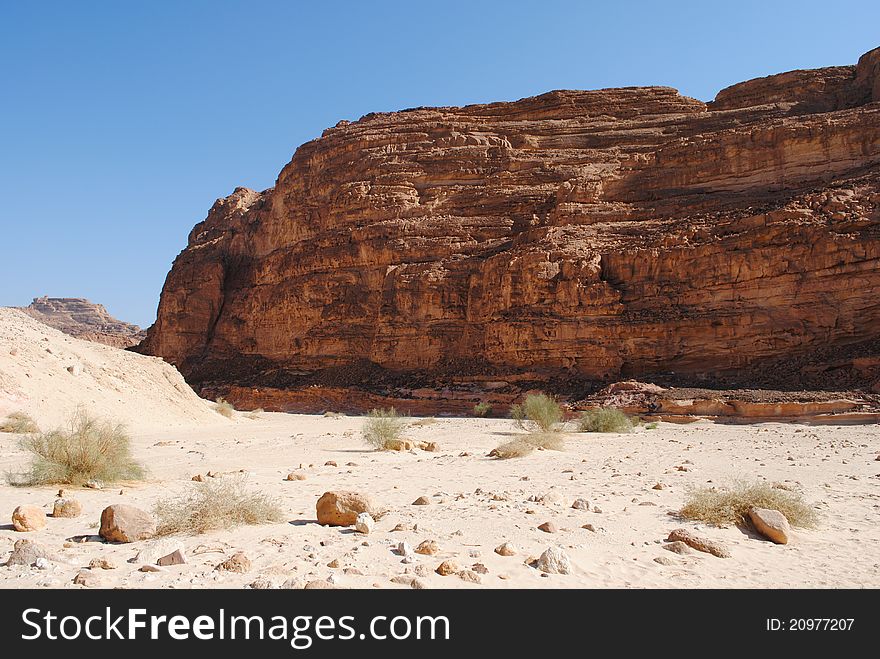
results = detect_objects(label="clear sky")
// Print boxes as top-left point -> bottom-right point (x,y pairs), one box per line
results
1,1 -> 878,327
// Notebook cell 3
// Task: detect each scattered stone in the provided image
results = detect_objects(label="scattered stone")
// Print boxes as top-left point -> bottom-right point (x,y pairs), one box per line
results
324,460 -> 338,467
592,506 -> 603,514
12,505 -> 46,532
652,483 -> 665,490
571,498 -> 590,510
539,491 -> 563,505
343,567 -> 364,576
421,442 -> 439,452
316,491 -> 381,526
536,546 -> 573,575
34,557 -> 51,570
304,580 -> 337,589
413,564 -> 431,578
6,539 -> 54,566
73,570 -> 100,587
748,507 -> 791,544
410,578 -> 428,589
412,496 -> 431,505
52,498 -> 83,518
435,560 -> 459,576
192,474 -> 205,482
354,512 -> 375,534
396,541 -> 414,557
285,472 -> 307,481
385,439 -> 414,451
248,576 -> 276,589
99,504 -> 155,543
538,521 -> 558,534
139,565 -> 163,573
639,501 -> 657,506
458,569 -> 481,584
391,575 -> 415,586
135,539 -> 185,565
89,557 -> 117,570
67,363 -> 83,376
667,528 -> 730,558
391,523 -> 412,532
471,563 -> 489,574
654,556 -> 676,566
582,524 -> 596,532
662,541 -> 692,555
494,542 -> 517,556
214,551 -> 251,574
415,540 -> 439,556
84,480 -> 103,489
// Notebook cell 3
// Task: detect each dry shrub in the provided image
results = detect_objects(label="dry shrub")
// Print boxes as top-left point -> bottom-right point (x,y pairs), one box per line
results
213,398 -> 235,418
154,476 -> 283,536
0,411 -> 39,434
680,480 -> 818,528
6,409 -> 144,486
362,407 -> 406,449
577,408 -> 634,433
490,432 -> 566,459
244,408 -> 264,420
473,402 -> 492,417
510,393 -> 563,432
410,417 -> 437,427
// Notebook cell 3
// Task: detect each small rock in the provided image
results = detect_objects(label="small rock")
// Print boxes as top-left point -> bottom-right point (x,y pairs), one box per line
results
52,498 -> 83,518
582,524 -> 596,532
304,579 -> 337,589
99,504 -> 156,543
412,496 -> 431,506
639,501 -> 657,506
34,557 -> 51,570
385,439 -> 414,451
316,491 -> 381,526
66,363 -> 83,376
592,506 -> 603,514
494,542 -> 517,556
415,540 -> 439,556
391,523 -> 412,532
471,563 -> 489,574
662,541 -> 692,555
654,556 -> 676,566
571,498 -> 590,510
748,507 -> 791,545
397,541 -> 414,557
537,521 -> 558,534
73,570 -> 100,587
667,528 -> 730,558
135,539 -> 185,566
652,483 -> 665,490
192,474 -> 205,482
354,512 -> 375,534
214,551 -> 251,574
435,560 -> 459,576
324,460 -> 338,467
139,565 -> 163,573
6,539 -> 54,566
84,480 -> 103,489
89,557 -> 117,570
390,575 -> 415,586
343,567 -> 363,576
536,546 -> 573,575
421,442 -> 439,452
458,569 -> 481,584
12,505 -> 46,532
248,576 -> 276,589
285,472 -> 307,481
410,578 -> 428,589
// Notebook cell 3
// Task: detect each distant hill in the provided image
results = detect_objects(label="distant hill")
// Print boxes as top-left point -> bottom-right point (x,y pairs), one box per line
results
17,296 -> 146,348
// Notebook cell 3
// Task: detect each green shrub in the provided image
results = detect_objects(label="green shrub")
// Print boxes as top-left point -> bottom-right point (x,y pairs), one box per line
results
154,476 -> 283,536
473,402 -> 492,417
362,407 -> 406,449
577,408 -> 634,433
680,480 -> 818,528
7,409 -> 144,486
0,411 -> 39,434
213,398 -> 235,418
510,393 -> 563,432
490,432 -> 565,459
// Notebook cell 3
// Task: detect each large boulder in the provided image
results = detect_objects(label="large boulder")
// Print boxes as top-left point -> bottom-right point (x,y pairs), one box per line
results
6,539 -> 54,566
12,505 -> 46,532
536,546 -> 573,575
749,507 -> 791,544
99,504 -> 156,543
316,491 -> 380,526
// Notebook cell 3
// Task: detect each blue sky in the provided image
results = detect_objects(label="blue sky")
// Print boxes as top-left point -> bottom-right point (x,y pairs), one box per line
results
1,1 -> 878,327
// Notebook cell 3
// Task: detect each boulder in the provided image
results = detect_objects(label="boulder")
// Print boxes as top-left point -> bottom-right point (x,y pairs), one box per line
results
316,491 -> 381,526
99,504 -> 156,543
748,507 -> 791,544
12,505 -> 46,532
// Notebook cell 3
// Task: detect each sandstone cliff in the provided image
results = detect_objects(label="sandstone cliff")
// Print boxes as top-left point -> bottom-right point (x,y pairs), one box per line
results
140,47 -> 880,413
20,297 -> 146,349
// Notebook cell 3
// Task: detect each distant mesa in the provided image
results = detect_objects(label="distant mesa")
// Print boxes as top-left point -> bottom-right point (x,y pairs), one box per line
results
18,296 -> 145,349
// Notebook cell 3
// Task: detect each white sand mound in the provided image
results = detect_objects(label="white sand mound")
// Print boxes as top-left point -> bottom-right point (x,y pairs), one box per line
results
0,308 -> 223,431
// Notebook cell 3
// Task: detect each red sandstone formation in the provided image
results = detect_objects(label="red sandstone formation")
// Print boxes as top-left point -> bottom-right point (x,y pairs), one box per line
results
20,297 -> 145,349
140,48 -> 880,413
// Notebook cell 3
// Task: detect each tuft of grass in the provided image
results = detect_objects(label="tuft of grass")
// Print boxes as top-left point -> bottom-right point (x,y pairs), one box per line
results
577,408 -> 634,433
644,421 -> 659,430
6,409 -> 144,486
473,402 -> 492,417
362,407 -> 407,450
490,432 -> 565,459
680,480 -> 818,528
244,408 -> 264,420
0,411 -> 39,434
510,393 -> 563,432
154,476 -> 283,536
213,398 -> 235,418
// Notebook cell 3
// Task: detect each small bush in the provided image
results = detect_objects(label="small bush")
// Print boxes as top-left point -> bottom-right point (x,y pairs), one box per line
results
473,402 -> 492,417
490,432 -> 565,459
6,409 -> 144,486
244,408 -> 264,420
644,421 -> 659,430
577,408 -> 634,433
362,407 -> 406,449
154,476 -> 283,536
0,411 -> 39,434
410,417 -> 437,427
511,393 -> 563,432
680,481 -> 818,528
214,398 -> 235,418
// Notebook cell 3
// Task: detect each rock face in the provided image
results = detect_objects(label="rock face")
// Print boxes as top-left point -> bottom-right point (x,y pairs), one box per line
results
20,297 -> 145,349
140,48 -> 880,412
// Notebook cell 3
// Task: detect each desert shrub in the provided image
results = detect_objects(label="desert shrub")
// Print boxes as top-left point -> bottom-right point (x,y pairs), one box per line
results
244,408 -> 264,420
577,408 -> 634,433
410,417 -> 437,427
644,421 -> 659,430
680,480 -> 818,528
362,407 -> 406,449
154,476 -> 283,536
490,432 -> 565,459
213,398 -> 235,418
473,402 -> 492,417
0,411 -> 39,434
6,409 -> 144,486
511,393 -> 563,432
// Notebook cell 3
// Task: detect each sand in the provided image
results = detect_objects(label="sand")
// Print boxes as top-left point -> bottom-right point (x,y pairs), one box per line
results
1,411 -> 878,589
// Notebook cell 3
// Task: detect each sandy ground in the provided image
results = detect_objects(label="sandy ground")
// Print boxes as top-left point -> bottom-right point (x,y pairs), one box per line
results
1,411 -> 878,589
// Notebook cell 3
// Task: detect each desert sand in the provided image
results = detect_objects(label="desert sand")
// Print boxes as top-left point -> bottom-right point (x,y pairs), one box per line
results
1,307 -> 879,589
